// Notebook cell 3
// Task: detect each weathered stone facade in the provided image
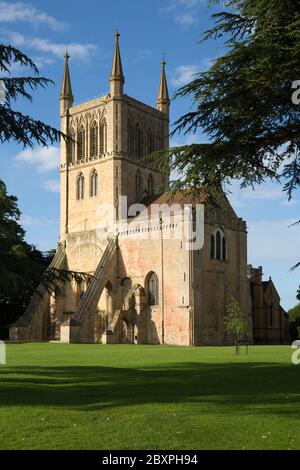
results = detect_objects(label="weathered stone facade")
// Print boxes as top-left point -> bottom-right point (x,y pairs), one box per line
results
248,266 -> 289,344
9,33 -> 288,346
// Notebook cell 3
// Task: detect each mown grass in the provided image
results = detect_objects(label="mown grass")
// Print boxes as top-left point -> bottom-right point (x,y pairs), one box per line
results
0,343 -> 299,450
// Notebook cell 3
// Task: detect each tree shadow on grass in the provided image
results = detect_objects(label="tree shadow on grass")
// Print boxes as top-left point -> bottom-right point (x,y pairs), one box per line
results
0,362 -> 299,416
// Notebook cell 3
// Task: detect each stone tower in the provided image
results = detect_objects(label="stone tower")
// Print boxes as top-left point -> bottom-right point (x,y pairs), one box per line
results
59,32 -> 170,239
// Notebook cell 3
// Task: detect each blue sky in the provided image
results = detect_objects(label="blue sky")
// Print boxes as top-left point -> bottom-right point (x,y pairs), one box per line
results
0,0 -> 299,310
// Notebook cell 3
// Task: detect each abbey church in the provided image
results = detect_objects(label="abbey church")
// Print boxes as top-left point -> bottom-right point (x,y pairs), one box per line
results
10,33 -> 289,346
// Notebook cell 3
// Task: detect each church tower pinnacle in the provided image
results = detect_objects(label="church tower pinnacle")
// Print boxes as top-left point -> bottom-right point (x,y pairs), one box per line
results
156,59 -> 170,116
110,31 -> 124,97
60,52 -> 73,115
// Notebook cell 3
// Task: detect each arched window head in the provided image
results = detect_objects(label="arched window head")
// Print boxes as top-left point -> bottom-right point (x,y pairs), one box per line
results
135,171 -> 142,197
146,272 -> 159,306
100,119 -> 107,154
148,174 -> 154,196
78,125 -> 85,160
90,170 -> 98,197
90,121 -> 98,157
211,228 -> 227,261
76,173 -> 84,200
135,123 -> 144,159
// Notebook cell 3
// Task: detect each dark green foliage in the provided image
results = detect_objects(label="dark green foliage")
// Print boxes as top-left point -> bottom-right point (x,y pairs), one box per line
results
0,180 -> 90,332
288,303 -> 300,341
0,179 -> 47,327
159,1 -> 300,198
0,44 -> 63,147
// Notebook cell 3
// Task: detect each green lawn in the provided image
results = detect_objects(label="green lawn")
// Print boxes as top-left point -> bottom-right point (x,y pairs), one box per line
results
0,343 -> 299,450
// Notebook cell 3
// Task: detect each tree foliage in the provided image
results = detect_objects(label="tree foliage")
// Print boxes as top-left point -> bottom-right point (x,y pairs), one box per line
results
159,0 -> 300,199
0,44 -> 64,147
224,297 -> 249,353
288,303 -> 300,341
0,180 -> 90,331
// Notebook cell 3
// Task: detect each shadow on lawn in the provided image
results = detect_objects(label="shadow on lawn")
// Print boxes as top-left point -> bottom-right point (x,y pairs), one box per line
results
0,362 -> 299,414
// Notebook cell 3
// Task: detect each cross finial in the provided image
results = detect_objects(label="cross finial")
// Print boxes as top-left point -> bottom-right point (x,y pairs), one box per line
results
64,49 -> 70,61
161,52 -> 166,67
115,30 -> 120,40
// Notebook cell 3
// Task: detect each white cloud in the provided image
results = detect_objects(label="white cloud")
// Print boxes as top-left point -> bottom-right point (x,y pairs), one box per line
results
0,2 -> 67,31
171,64 -> 199,87
161,0 -> 200,26
178,0 -> 199,6
21,215 -> 59,227
162,0 -> 199,11
44,179 -> 60,193
15,146 -> 60,173
175,13 -> 196,26
171,58 -> 214,87
9,32 -> 97,61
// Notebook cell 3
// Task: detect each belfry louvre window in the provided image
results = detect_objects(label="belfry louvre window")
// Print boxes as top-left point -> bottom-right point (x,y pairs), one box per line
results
78,126 -> 85,160
77,173 -> 84,200
128,119 -> 134,156
100,119 -> 107,154
147,128 -> 154,154
90,170 -> 98,197
90,121 -> 98,157
68,128 -> 75,163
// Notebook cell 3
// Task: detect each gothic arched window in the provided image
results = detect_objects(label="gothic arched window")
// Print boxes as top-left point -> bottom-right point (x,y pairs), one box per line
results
216,230 -> 221,260
211,228 -> 227,261
135,171 -> 142,197
68,128 -> 75,163
76,173 -> 84,200
90,170 -> 98,197
146,272 -> 159,306
90,121 -> 98,157
78,125 -> 85,160
135,123 -> 139,158
100,119 -> 107,154
148,174 -> 154,196
128,118 -> 134,156
147,128 -> 154,155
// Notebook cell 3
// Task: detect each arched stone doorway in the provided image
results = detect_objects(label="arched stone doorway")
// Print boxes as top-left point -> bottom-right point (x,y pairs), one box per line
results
94,280 -> 114,343
120,317 -> 133,344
